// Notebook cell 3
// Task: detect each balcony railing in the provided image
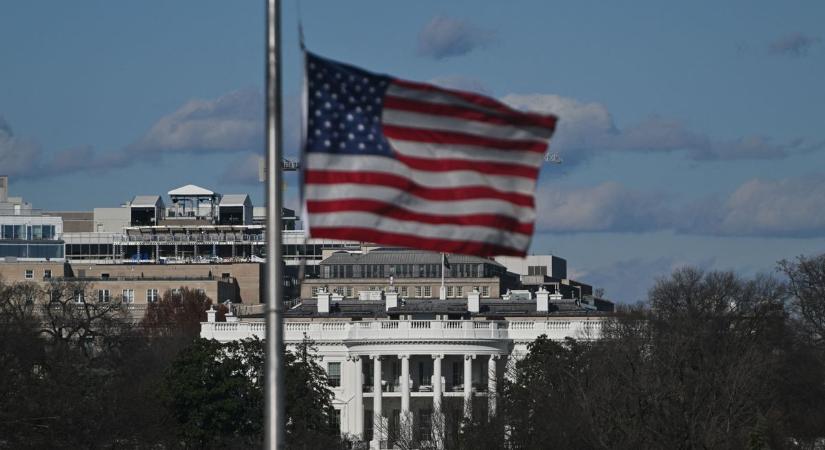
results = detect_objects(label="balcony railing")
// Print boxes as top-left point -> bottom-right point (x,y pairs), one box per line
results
201,319 -> 604,342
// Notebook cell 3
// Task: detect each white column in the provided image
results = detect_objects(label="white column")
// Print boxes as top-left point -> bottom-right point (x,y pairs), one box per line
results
371,355 -> 383,449
354,356 -> 364,438
432,354 -> 444,447
463,354 -> 474,419
487,355 -> 498,419
432,354 -> 443,410
399,354 -> 412,443
400,354 -> 410,412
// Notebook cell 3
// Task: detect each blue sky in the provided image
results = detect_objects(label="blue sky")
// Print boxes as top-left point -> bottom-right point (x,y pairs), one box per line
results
2,0 -> 824,302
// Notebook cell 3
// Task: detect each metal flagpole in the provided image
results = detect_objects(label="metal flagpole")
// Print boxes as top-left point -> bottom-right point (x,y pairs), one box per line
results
264,0 -> 285,448
440,253 -> 446,300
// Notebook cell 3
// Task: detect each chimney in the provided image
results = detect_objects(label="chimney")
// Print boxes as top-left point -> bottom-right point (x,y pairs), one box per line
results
468,289 -> 480,313
385,289 -> 398,311
317,288 -> 330,314
0,176 -> 7,203
536,287 -> 549,312
206,305 -> 217,323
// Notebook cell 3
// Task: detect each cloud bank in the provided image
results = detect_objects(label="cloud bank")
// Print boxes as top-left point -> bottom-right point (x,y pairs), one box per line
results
417,16 -> 496,60
502,94 -> 820,164
535,174 -> 825,238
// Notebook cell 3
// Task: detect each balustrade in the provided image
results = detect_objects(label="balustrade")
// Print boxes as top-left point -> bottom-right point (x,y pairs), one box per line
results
201,318 -> 604,342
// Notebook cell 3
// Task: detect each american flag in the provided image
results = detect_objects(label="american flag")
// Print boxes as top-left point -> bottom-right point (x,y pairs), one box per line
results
302,52 -> 557,257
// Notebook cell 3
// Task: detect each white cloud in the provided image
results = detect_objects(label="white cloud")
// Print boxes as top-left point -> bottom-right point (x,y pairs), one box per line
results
128,88 -> 263,155
501,93 -> 819,163
683,174 -> 825,238
535,181 -> 672,233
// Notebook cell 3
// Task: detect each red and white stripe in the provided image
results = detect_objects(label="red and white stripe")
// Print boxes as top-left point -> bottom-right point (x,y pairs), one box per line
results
306,78 -> 556,257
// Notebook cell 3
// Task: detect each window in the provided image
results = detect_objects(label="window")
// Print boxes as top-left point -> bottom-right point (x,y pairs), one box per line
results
400,286 -> 407,297
44,269 -> 52,279
147,289 -> 159,303
424,286 -> 431,297
345,287 -> 352,298
327,362 -> 341,387
528,265 -> 548,276
221,272 -> 231,279
98,289 -> 110,302
311,287 -> 319,296
446,286 -> 453,297
331,409 -> 341,431
482,286 -> 490,297
456,286 -> 463,297
122,289 -> 135,303
418,409 -> 433,441
452,362 -> 462,387
24,269 -> 33,279
74,290 -> 85,304
415,286 -> 422,297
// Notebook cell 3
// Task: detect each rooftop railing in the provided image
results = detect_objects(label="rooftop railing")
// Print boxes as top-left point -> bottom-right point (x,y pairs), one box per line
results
201,318 -> 604,342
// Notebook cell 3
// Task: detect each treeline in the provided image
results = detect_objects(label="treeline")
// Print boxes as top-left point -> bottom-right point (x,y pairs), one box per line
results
458,254 -> 825,450
0,285 -> 344,449
2,254 -> 825,449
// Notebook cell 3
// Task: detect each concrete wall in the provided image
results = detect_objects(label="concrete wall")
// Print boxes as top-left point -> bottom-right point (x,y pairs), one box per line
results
93,207 -> 130,233
44,211 -> 93,233
68,262 -> 263,303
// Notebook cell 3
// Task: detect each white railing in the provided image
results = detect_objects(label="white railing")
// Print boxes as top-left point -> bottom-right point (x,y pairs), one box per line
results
201,318 -> 605,342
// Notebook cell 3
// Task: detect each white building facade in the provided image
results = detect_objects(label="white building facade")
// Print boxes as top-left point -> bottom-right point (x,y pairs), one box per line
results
201,289 -> 610,448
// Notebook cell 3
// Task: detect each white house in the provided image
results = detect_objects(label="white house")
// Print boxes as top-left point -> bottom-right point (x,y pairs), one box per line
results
201,287 -> 611,449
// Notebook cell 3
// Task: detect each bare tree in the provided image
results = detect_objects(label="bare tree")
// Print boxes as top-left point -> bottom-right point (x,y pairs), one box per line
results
780,254 -> 825,348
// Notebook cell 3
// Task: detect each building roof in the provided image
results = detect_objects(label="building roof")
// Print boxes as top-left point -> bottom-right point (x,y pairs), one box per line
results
322,248 -> 503,267
168,184 -> 215,196
131,195 -> 163,208
284,297 -> 611,319
220,194 -> 250,206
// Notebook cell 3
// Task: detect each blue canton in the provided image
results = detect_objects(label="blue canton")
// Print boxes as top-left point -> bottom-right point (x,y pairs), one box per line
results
305,53 -> 393,157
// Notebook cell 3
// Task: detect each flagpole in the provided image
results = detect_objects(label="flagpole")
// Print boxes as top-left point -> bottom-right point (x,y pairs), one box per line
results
264,0 -> 286,448
440,252 -> 446,300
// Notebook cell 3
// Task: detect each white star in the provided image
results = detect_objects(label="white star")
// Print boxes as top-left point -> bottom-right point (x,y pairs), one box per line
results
324,121 -> 331,128
358,143 -> 365,149
315,91 -> 321,98
339,142 -> 346,149
346,114 -> 354,121
367,134 -> 374,141
324,102 -> 331,109
357,124 -> 365,131
324,140 -> 330,147
348,133 -> 354,140
331,93 -> 338,100
314,129 -> 321,136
